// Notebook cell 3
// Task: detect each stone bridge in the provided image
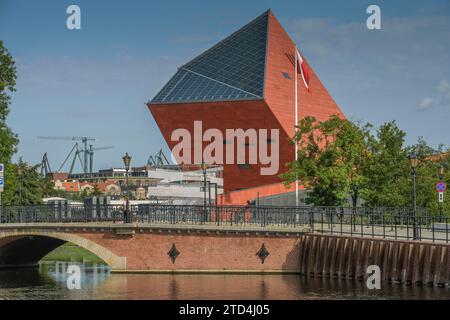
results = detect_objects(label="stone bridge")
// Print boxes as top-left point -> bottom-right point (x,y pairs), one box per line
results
0,223 -> 448,286
0,223 -> 307,273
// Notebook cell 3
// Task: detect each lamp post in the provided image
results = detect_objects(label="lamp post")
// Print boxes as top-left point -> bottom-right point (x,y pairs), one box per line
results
122,153 -> 132,223
201,161 -> 208,222
438,163 -> 445,222
410,153 -> 419,240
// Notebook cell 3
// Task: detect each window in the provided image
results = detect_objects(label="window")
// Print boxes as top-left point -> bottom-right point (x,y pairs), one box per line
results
281,72 -> 291,79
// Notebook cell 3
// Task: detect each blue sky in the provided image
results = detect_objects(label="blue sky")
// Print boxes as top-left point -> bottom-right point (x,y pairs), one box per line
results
1,0 -> 449,171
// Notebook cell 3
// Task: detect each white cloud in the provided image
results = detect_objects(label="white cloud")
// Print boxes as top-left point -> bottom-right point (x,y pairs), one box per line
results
437,79 -> 450,92
418,97 -> 434,110
418,80 -> 450,111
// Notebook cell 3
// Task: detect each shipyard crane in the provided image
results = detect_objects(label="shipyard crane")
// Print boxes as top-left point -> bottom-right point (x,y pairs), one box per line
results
87,145 -> 114,173
58,143 -> 84,174
37,136 -> 114,174
39,152 -> 52,176
147,149 -> 170,166
37,136 -> 95,173
56,143 -> 114,174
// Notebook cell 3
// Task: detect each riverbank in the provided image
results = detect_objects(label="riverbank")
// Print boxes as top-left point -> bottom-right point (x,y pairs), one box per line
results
41,243 -> 104,263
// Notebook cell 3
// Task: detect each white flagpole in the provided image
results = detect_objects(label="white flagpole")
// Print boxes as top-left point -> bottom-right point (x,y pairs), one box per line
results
294,47 -> 299,207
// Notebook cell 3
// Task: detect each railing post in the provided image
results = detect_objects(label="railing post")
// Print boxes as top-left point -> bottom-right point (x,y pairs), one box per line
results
432,216 -> 435,243
371,214 -> 374,238
321,209 -> 324,233
394,216 -> 397,240
263,208 -> 266,227
330,209 -> 334,235
446,217 -> 449,244
360,211 -> 363,237
406,215 -> 410,240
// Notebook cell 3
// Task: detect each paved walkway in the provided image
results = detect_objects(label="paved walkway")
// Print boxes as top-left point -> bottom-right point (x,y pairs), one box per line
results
312,223 -> 450,243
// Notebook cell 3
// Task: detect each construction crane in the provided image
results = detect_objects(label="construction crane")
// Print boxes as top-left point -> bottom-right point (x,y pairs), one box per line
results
37,136 -> 114,174
147,149 -> 170,166
87,145 -> 114,173
56,143 -> 114,174
39,153 -> 52,176
58,143 -> 84,174
37,136 -> 95,173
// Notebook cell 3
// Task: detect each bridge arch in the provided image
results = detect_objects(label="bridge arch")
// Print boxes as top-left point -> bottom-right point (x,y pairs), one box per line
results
0,229 -> 126,269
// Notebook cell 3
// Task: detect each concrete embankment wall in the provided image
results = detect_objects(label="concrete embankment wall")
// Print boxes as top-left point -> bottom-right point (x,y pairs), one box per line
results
299,234 -> 449,287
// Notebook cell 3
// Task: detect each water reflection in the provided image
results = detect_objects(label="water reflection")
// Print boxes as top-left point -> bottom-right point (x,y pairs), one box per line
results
49,261 -> 110,289
0,262 -> 448,300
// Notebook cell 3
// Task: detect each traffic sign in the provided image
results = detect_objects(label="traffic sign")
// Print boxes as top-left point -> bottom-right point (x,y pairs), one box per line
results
436,182 -> 447,192
0,177 -> 4,193
439,192 -> 444,203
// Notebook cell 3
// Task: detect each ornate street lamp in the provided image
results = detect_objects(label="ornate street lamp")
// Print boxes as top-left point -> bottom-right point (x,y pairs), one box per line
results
438,163 -> 445,222
122,153 -> 132,223
410,153 -> 419,240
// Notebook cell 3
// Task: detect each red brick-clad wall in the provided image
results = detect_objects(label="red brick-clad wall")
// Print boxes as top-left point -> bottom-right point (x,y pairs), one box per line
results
76,231 -> 302,272
264,11 -> 297,139
149,100 -> 289,192
264,11 -> 344,134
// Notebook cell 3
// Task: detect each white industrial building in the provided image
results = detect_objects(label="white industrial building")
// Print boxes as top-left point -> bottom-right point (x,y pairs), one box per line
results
146,165 -> 223,205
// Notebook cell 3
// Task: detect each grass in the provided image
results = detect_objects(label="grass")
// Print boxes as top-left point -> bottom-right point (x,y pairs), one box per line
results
41,242 -> 105,264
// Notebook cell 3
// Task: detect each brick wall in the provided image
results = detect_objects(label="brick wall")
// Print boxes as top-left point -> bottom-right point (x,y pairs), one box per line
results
77,230 -> 302,272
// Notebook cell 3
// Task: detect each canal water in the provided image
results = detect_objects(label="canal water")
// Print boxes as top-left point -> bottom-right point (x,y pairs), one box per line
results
0,262 -> 448,300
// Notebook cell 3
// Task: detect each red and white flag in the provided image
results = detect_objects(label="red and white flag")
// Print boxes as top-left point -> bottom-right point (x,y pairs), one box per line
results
296,48 -> 311,92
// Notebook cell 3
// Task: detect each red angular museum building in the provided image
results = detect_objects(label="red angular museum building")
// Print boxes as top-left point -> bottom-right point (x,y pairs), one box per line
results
148,10 -> 344,205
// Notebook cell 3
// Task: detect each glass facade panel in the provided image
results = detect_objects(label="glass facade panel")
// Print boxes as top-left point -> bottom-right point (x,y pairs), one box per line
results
151,11 -> 268,104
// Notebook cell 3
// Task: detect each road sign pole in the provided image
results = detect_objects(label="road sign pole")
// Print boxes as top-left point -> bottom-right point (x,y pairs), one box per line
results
439,192 -> 444,222
437,182 -> 447,222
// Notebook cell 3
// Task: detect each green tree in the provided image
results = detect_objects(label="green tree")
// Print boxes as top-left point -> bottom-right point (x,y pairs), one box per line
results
4,162 -> 46,205
400,138 -> 448,218
0,41 -> 19,163
362,121 -> 409,206
281,115 -> 371,207
0,41 -> 19,204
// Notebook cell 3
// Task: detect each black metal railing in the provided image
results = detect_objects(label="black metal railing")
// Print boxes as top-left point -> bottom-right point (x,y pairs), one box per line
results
0,204 -> 309,227
309,206 -> 448,243
0,204 -> 447,243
